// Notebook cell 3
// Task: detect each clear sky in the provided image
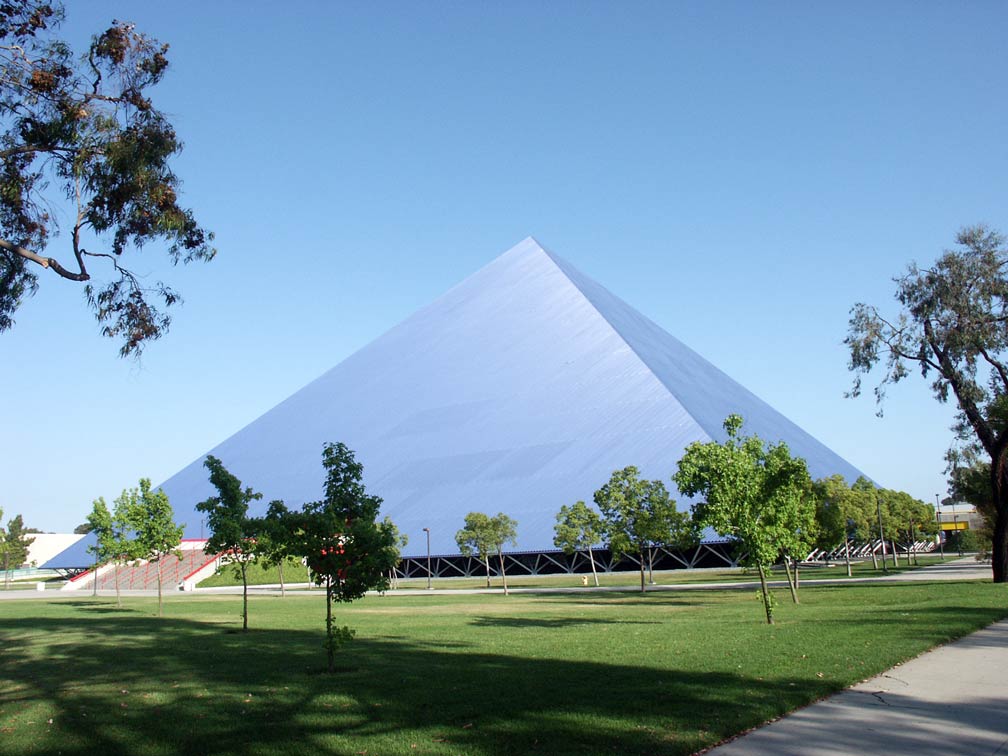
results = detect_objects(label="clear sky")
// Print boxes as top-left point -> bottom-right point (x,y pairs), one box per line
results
4,1 -> 1005,531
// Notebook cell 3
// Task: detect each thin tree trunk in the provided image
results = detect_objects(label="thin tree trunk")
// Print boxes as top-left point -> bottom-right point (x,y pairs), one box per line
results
278,560 -> 285,597
756,563 -> 774,625
844,538 -> 852,577
498,550 -> 508,595
891,540 -> 899,568
241,562 -> 248,632
325,575 -> 335,673
783,557 -> 798,604
638,549 -> 646,593
92,556 -> 98,596
871,544 -> 878,569
588,547 -> 599,587
648,546 -> 655,584
484,555 -> 491,588
115,560 -> 121,608
794,561 -> 800,590
157,558 -> 163,617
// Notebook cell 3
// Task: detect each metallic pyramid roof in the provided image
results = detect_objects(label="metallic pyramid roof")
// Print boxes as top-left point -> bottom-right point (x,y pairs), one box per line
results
49,237 -> 865,565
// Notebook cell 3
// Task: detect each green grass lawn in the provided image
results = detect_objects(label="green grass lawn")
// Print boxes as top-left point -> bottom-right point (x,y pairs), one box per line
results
1,580 -> 1004,756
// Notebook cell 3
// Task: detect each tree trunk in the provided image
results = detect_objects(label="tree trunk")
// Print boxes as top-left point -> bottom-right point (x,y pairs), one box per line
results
891,540 -> 899,568
157,558 -> 163,617
844,538 -> 852,577
498,550 -> 508,596
241,562 -> 249,632
115,560 -> 121,608
278,560 -> 285,598
92,556 -> 98,597
648,546 -> 654,584
588,547 -> 599,587
870,545 -> 878,570
756,563 -> 774,625
992,498 -> 1007,582
783,557 -> 798,604
484,555 -> 491,588
638,549 -> 646,593
325,575 -> 335,673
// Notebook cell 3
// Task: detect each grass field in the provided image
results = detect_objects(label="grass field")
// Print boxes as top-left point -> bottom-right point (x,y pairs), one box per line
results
1,580 -> 1005,756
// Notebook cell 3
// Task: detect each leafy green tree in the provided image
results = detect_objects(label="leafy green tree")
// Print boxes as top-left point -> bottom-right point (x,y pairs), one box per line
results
1,512 -> 35,588
846,225 -> 1008,582
0,1 -> 215,355
382,518 -> 408,589
292,442 -> 399,673
258,499 -> 294,597
594,467 -> 686,593
813,475 -> 875,576
455,512 -> 518,594
554,500 -> 604,586
674,415 -> 813,624
196,455 -> 262,631
128,478 -> 182,617
948,459 -> 995,557
86,494 -> 139,607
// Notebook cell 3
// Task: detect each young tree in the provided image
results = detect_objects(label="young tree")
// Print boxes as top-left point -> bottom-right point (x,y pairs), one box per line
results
554,500 -> 604,586
0,1 -> 215,355
196,455 -> 262,631
85,495 -> 138,606
293,442 -> 398,673
813,475 -> 874,576
455,512 -> 518,593
382,518 -> 408,589
258,499 -> 294,597
1,512 -> 35,587
847,225 -> 1008,582
594,467 -> 686,593
128,478 -> 182,617
674,415 -> 814,624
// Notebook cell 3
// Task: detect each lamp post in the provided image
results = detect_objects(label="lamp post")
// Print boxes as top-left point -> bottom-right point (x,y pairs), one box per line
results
876,491 -> 888,573
422,527 -> 431,590
952,505 -> 962,556
935,494 -> 944,560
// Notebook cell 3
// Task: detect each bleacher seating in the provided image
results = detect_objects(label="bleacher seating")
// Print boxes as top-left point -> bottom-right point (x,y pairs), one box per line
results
91,541 -> 219,591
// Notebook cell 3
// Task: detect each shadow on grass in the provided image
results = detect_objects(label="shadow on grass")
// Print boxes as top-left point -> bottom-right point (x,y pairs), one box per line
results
469,615 -> 661,628
0,596 -> 1005,756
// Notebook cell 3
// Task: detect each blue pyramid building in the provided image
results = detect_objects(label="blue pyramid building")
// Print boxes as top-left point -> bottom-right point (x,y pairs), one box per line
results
143,237 -> 863,556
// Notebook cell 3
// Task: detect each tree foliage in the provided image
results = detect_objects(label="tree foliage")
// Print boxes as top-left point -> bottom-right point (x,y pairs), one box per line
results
0,1 -> 214,355
292,442 -> 399,673
196,455 -> 262,631
128,477 -> 182,616
0,510 -> 34,587
554,500 -> 604,587
85,493 -> 138,606
846,225 -> 1008,581
674,415 -> 814,624
593,466 -> 688,593
455,512 -> 518,593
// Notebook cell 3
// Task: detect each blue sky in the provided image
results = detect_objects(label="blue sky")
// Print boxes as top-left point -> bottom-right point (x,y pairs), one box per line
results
4,1 -> 1005,531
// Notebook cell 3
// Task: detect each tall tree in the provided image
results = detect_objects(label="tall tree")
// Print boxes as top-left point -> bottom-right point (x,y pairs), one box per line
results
594,467 -> 687,593
455,512 -> 518,593
128,478 -> 182,617
293,442 -> 398,673
674,415 -> 814,624
554,500 -> 604,587
846,225 -> 1008,582
196,455 -> 262,631
0,1 -> 214,355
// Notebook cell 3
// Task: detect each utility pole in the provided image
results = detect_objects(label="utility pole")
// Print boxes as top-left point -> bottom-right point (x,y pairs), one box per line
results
876,491 -> 888,573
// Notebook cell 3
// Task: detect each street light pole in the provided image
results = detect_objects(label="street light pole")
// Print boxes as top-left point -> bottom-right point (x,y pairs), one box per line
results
423,527 -> 431,590
876,491 -> 888,573
935,494 -> 944,560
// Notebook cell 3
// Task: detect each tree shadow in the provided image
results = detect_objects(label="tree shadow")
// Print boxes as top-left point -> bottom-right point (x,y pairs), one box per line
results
0,601 -> 1005,756
469,615 -> 661,628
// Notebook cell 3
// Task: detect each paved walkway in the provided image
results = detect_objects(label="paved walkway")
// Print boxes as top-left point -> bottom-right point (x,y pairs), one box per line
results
705,569 -> 1008,755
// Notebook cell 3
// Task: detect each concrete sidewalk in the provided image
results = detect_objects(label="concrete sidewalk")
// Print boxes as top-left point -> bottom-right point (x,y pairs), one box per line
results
705,617 -> 1008,755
